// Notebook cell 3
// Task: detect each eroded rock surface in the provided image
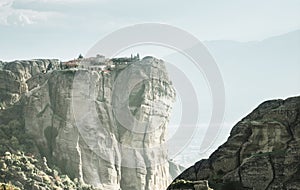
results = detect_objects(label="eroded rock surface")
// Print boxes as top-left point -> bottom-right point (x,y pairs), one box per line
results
0,59 -> 59,109
169,96 -> 300,190
168,179 -> 213,190
0,57 -> 176,190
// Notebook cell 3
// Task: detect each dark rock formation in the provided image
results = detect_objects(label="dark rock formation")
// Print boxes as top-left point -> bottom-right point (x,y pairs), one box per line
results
168,179 -> 213,190
168,96 -> 300,190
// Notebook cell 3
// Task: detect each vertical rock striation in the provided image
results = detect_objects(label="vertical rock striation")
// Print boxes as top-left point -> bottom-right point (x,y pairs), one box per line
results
0,57 -> 176,190
0,59 -> 59,109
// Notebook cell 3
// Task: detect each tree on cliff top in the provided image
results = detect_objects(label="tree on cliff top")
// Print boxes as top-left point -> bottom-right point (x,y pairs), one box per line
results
78,54 -> 84,59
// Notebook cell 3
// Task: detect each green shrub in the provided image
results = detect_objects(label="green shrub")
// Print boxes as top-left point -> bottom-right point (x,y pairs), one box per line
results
0,120 -> 38,156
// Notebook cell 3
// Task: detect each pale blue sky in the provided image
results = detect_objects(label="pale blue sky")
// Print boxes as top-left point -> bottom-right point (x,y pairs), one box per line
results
0,0 -> 300,61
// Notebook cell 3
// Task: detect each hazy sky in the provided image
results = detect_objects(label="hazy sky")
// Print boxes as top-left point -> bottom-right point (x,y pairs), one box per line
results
0,0 -> 300,61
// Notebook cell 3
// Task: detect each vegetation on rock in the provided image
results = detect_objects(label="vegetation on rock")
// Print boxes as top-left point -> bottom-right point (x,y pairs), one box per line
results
0,151 -> 95,190
0,119 -> 37,156
0,116 -> 95,189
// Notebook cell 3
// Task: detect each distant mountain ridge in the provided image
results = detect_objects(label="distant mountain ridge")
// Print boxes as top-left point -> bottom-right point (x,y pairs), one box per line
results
204,29 -> 300,136
164,29 -> 300,169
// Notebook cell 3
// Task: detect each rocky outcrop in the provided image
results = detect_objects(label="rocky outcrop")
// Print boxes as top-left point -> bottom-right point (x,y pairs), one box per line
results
0,59 -> 59,109
169,96 -> 300,190
0,57 -> 176,190
168,179 -> 213,190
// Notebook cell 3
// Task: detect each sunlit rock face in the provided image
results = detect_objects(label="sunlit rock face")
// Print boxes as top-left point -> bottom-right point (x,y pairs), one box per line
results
168,96 -> 300,190
0,57 -> 176,190
0,59 -> 59,109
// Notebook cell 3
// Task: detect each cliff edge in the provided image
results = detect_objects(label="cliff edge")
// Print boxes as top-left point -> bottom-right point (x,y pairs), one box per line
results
0,56 -> 177,190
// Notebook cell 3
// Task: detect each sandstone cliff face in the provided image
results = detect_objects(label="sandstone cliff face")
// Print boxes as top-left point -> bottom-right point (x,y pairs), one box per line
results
0,57 -> 176,190
169,96 -> 300,190
0,59 -> 60,109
